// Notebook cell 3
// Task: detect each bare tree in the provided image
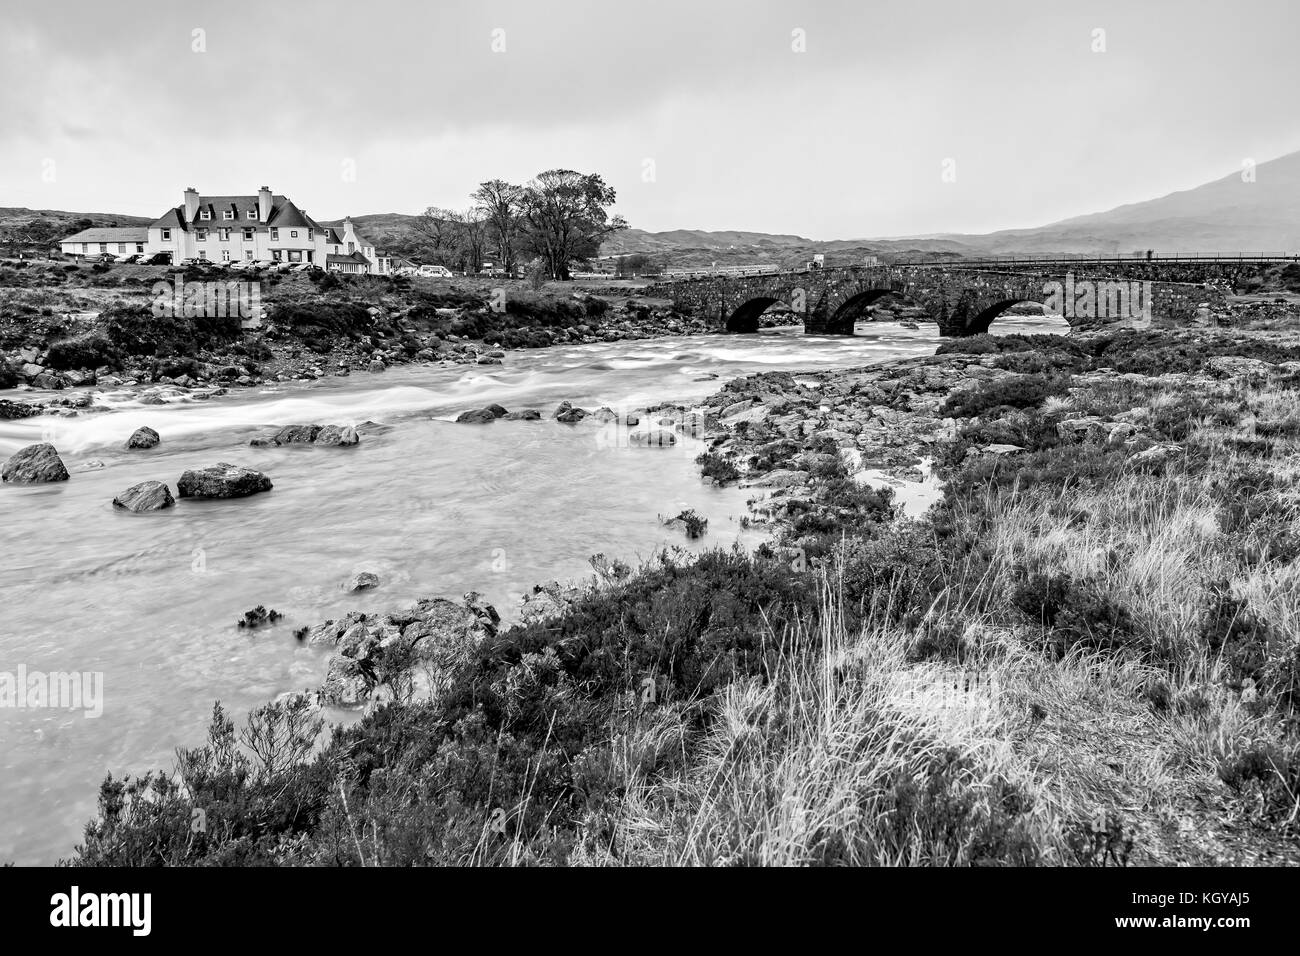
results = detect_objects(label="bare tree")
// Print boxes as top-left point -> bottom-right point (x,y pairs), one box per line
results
447,207 -> 489,274
473,180 -> 524,274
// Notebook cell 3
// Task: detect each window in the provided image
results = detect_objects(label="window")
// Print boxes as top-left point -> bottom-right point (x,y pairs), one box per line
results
245,250 -> 254,260
136,243 -> 144,253
196,228 -> 207,241
199,210 -> 211,220
290,230 -> 298,238
270,228 -> 279,241
243,228 -> 254,241
223,210 -> 234,220
82,243 -> 89,253
307,229 -> 313,241
219,228 -> 231,241
118,243 -> 127,253
222,250 -> 231,262
247,210 -> 257,220
99,243 -> 107,252
198,251 -> 208,260
347,241 -> 355,253
161,228 -> 171,241
288,250 -> 302,262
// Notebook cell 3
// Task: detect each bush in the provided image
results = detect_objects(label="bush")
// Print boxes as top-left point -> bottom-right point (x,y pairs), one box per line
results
44,332 -> 115,371
1011,571 -> 1137,657
940,374 -> 1072,419
696,451 -> 741,483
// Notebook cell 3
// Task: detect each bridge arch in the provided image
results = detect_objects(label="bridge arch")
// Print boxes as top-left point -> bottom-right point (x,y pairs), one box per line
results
725,297 -> 782,333
829,289 -> 905,329
967,299 -> 1064,335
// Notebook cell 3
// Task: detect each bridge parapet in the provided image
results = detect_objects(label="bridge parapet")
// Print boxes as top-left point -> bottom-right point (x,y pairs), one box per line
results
644,261 -> 1230,336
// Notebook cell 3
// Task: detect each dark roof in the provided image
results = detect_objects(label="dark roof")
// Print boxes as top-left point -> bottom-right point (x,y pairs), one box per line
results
150,192 -> 330,233
327,252 -> 370,265
62,227 -> 149,243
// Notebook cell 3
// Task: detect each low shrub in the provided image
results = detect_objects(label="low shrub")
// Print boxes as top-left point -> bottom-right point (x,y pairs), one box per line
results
940,374 -> 1072,419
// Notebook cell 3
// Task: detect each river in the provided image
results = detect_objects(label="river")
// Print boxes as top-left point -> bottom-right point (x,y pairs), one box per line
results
0,319 -> 1057,862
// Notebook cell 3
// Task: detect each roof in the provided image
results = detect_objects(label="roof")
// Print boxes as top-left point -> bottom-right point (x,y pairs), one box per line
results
62,227 -> 149,243
149,192 -> 330,233
327,252 -> 370,265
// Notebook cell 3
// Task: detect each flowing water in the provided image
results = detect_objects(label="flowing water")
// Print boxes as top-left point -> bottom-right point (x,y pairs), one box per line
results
0,319 -> 1052,862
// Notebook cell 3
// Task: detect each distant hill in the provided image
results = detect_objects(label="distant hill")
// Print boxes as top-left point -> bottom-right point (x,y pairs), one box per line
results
12,150 -> 1299,261
0,207 -> 153,235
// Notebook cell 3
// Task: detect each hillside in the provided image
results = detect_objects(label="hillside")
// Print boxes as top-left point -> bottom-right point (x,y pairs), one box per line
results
11,150 -> 1298,262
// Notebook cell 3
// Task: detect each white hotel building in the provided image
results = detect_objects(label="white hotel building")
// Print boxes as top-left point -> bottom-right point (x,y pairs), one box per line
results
61,186 -> 390,275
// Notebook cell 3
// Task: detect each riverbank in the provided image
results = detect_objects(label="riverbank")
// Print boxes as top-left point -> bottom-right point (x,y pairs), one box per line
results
64,323 -> 1300,866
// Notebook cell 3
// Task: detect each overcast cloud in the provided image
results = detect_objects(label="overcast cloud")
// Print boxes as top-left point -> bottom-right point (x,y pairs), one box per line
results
2,0 -> 1297,237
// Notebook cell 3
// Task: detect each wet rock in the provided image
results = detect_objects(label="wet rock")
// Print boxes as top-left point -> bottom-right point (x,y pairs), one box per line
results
1,443 -> 69,483
0,400 -> 43,420
503,408 -> 541,420
112,480 -> 175,512
273,424 -> 322,444
125,426 -> 160,449
314,424 -> 360,446
177,462 -> 273,499
629,428 -> 677,446
556,406 -> 589,423
456,408 -> 496,424
485,403 -> 509,418
347,571 -> 380,592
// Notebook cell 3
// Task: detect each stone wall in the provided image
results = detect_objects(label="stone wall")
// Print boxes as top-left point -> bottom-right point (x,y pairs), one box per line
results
644,262 -> 1234,336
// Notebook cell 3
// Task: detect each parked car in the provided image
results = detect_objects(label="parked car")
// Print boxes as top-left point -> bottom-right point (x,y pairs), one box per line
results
119,254 -> 141,264
141,253 -> 172,265
416,264 -> 453,278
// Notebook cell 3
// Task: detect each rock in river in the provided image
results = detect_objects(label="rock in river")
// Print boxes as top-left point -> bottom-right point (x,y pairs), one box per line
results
346,571 -> 380,591
314,424 -> 359,446
456,408 -> 496,424
113,480 -> 175,512
1,443 -> 70,483
177,463 -> 273,499
125,426 -> 160,449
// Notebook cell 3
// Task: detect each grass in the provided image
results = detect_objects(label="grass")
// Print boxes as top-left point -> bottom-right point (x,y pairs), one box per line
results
64,329 -> 1300,866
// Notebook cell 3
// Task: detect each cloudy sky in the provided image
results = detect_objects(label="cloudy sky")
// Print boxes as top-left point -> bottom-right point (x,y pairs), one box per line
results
3,0 -> 1297,238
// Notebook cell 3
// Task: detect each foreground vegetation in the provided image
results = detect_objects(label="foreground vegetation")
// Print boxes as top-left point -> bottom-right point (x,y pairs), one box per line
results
69,326 -> 1300,865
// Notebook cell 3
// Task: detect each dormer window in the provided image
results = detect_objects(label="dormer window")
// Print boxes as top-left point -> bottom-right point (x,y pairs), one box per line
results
223,210 -> 234,220
199,210 -> 211,220
246,210 -> 257,220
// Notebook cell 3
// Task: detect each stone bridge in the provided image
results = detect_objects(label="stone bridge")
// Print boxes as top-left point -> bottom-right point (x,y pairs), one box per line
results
643,260 -> 1250,336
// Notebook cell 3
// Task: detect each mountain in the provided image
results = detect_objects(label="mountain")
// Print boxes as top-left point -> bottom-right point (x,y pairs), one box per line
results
9,150 -> 1297,262
931,151 -> 1300,256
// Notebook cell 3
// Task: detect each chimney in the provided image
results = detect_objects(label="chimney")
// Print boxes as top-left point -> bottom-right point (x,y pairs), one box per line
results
183,186 -> 199,222
258,186 -> 272,223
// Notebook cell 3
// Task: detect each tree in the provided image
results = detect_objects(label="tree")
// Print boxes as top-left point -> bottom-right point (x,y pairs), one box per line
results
473,180 -> 524,274
519,170 -> 626,280
416,208 -> 462,254
447,207 -> 489,274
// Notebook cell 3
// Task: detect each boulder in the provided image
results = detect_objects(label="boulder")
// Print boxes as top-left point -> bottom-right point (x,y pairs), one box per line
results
125,426 -> 160,449
503,408 -> 541,420
113,480 -> 175,512
456,408 -> 496,424
176,463 -> 273,499
314,424 -> 360,446
273,424 -> 322,444
556,406 -> 589,423
485,403 -> 509,418
1,443 -> 69,483
629,429 -> 677,447
346,571 -> 380,591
